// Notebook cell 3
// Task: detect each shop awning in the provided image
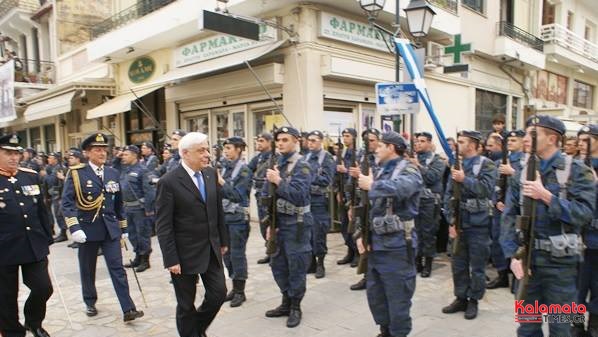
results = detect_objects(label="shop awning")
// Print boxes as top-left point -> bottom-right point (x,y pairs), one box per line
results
23,91 -> 77,122
86,86 -> 162,120
140,39 -> 286,87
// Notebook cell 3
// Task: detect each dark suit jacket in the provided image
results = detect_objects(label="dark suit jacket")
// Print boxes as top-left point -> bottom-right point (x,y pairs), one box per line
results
156,164 -> 229,275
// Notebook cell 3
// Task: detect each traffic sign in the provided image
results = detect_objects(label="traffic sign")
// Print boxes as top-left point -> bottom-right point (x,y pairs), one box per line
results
375,83 -> 420,116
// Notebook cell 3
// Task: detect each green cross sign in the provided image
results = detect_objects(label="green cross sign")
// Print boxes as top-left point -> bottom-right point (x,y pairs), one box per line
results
444,34 -> 471,64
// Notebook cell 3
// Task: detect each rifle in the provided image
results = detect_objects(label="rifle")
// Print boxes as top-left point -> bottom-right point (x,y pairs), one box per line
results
262,129 -> 278,255
212,140 -> 223,172
497,135 -> 509,204
356,131 -> 371,275
335,130 -> 346,219
515,124 -> 538,301
450,132 -> 462,256
585,137 -> 592,168
347,135 -> 358,233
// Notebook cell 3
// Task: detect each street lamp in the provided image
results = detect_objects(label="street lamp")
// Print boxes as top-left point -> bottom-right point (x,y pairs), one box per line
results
404,0 -> 436,38
358,0 -> 387,21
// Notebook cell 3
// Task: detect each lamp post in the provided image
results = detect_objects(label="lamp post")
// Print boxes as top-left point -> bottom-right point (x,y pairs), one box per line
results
358,0 -> 436,135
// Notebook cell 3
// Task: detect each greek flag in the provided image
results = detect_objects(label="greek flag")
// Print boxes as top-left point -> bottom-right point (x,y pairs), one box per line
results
394,38 -> 455,164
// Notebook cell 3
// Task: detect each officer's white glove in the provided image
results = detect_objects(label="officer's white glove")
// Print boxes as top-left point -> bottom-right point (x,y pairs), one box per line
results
72,230 -> 87,243
121,233 -> 129,240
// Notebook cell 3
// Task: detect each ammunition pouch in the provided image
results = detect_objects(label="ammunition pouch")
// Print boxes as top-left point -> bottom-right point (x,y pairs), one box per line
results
372,215 -> 404,235
259,196 -> 272,209
275,199 -> 310,216
534,234 -> 582,257
310,185 -> 329,196
460,199 -> 491,213
222,199 -> 245,215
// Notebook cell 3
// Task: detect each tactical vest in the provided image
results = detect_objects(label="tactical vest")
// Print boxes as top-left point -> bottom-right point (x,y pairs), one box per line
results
306,151 -> 330,195
222,159 -> 248,215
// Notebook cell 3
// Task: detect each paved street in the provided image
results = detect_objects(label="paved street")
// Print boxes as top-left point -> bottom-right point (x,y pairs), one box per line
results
20,223 -> 519,337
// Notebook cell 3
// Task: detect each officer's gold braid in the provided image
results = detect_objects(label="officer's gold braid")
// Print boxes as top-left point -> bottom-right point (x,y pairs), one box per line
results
70,169 -> 104,220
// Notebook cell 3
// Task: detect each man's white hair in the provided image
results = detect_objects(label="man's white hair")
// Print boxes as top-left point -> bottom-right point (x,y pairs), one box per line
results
178,132 -> 208,157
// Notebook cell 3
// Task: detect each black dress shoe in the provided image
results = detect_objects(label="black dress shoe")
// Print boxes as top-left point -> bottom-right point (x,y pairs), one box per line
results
25,325 -> 51,337
350,277 -> 367,291
86,305 -> 98,317
257,256 -> 270,264
123,309 -> 144,322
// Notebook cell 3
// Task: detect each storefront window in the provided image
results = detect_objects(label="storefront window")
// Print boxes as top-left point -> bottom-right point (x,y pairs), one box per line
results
324,105 -> 354,137
213,112 -> 229,141
573,80 -> 594,109
29,127 -> 41,152
17,130 -> 27,148
233,112 -> 245,137
254,109 -> 283,136
44,124 -> 56,153
362,106 -> 376,130
475,89 -> 507,135
187,114 -> 209,134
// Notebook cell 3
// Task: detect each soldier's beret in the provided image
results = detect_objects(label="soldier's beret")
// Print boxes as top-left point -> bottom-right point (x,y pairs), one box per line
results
578,124 -> 598,137
223,136 -> 246,147
458,130 -> 483,141
308,130 -> 324,139
415,131 -> 433,140
172,129 -> 187,137
48,152 -> 60,158
257,132 -> 273,141
274,126 -> 300,139
140,141 -> 156,153
508,130 -> 525,138
525,115 -> 566,136
380,131 -> 407,150
68,147 -> 84,159
342,128 -> 357,137
0,134 -> 22,151
123,145 -> 140,154
81,133 -> 109,150
361,128 -> 381,139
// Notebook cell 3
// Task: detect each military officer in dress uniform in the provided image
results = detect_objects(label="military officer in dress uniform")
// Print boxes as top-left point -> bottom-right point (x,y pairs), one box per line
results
348,128 -> 381,291
501,116 -> 595,337
573,124 -> 598,337
166,130 -> 186,173
119,145 -> 155,273
304,130 -> 335,279
61,133 -> 144,322
262,126 -> 312,328
247,132 -> 275,264
355,131 -> 423,337
410,131 -> 446,278
442,130 -> 496,320
0,134 -> 54,337
219,137 -> 253,308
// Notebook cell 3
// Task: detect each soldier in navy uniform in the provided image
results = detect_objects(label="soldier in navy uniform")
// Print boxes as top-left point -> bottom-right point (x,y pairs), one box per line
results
61,133 -> 144,321
20,147 -> 41,173
45,152 -> 68,243
119,145 -> 155,273
0,134 -> 54,337
247,132 -> 275,264
166,129 -> 186,173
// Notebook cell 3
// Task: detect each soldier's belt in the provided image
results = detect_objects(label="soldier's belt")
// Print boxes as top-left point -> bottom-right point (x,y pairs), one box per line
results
533,234 -> 581,257
310,185 -> 330,196
459,199 -> 491,213
276,199 -> 310,215
124,200 -> 142,208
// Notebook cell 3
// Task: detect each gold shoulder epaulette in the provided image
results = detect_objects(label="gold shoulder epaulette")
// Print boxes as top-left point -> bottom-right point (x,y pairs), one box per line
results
69,164 -> 86,170
18,167 -> 37,174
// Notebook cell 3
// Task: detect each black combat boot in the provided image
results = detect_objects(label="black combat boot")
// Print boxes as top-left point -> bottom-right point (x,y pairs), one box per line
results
230,280 -> 246,308
442,297 -> 468,314
376,325 -> 391,337
53,229 -> 68,243
415,255 -> 423,274
589,314 -> 598,337
350,251 -> 360,268
464,299 -> 478,320
265,294 -> 291,317
315,256 -> 325,279
307,255 -> 317,274
337,247 -> 354,265
257,255 -> 270,264
286,298 -> 302,328
350,277 -> 367,290
486,270 -> 509,289
135,255 -> 150,272
124,255 -> 140,268
421,257 -> 433,278
570,322 -> 587,337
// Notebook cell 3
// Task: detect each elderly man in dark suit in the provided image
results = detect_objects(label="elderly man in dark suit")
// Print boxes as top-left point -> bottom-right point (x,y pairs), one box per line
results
156,131 -> 229,337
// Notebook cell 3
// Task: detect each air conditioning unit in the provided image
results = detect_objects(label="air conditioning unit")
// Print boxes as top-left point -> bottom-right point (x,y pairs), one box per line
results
425,41 -> 445,67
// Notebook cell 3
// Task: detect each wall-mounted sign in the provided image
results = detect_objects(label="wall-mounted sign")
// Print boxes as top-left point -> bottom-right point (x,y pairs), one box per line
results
376,82 -> 420,116
128,57 -> 155,84
319,12 -> 392,53
174,24 -> 277,68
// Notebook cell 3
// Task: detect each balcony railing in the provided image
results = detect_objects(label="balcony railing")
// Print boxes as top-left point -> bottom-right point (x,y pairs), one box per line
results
428,0 -> 458,15
0,58 -> 55,84
497,21 -> 544,52
0,0 -> 39,17
541,23 -> 598,64
90,0 -> 177,39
